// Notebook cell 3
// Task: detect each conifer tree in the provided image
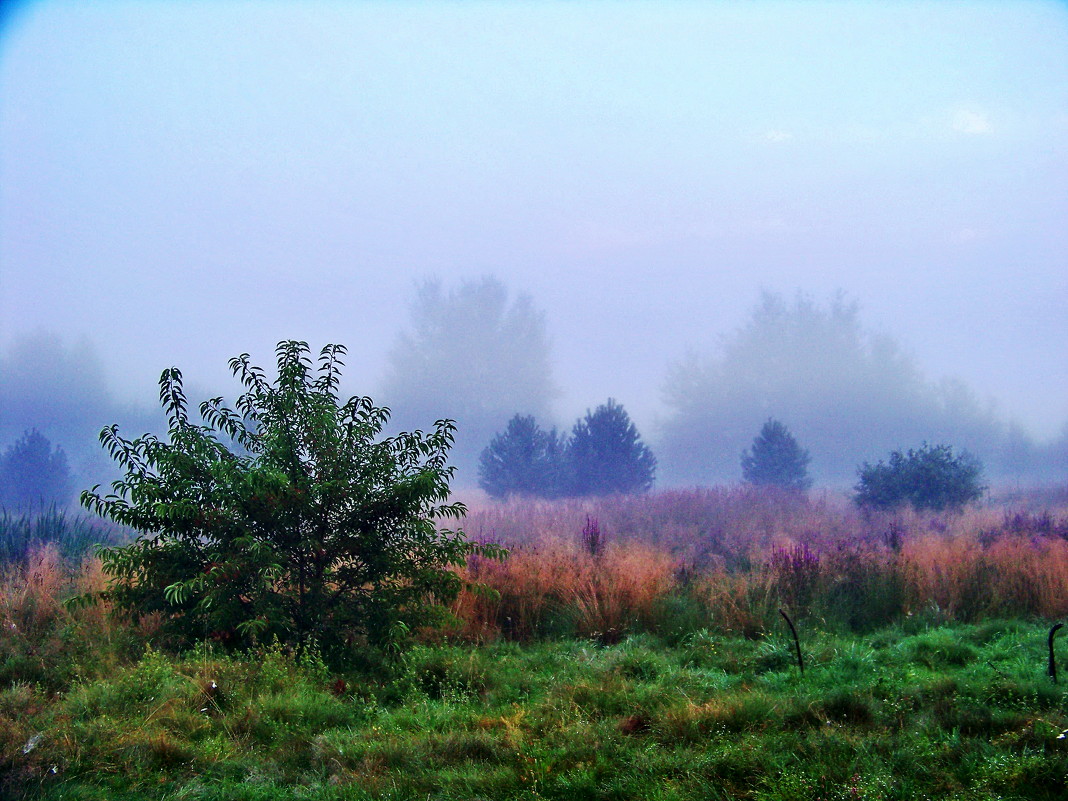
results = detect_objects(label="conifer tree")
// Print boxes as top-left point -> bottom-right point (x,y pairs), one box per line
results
740,418 -> 812,491
478,414 -> 565,498
566,399 -> 655,496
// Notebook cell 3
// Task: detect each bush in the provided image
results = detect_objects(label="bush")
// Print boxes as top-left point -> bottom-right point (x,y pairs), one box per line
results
854,443 -> 984,511
740,418 -> 811,491
81,341 -> 503,656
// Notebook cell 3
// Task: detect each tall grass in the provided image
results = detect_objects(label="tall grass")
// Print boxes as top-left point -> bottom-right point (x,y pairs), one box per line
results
0,543 -> 133,691
0,505 -> 127,564
453,487 -> 1068,640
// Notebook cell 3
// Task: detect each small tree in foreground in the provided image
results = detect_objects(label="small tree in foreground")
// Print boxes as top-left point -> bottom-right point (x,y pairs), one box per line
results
740,418 -> 812,491
854,442 -> 984,511
82,341 -> 503,656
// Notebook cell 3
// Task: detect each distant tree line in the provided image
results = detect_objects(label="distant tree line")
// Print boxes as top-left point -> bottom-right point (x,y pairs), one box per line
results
4,283 -> 1062,507
737,417 -> 985,511
659,291 -> 1066,485
478,399 -> 656,498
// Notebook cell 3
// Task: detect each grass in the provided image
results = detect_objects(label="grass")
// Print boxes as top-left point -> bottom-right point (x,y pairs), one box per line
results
2,487 -> 1068,798
453,489 -> 1068,640
3,622 -> 1068,799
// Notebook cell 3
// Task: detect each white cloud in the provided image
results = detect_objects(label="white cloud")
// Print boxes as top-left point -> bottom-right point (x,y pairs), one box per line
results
951,108 -> 992,135
949,227 -> 985,244
762,129 -> 794,143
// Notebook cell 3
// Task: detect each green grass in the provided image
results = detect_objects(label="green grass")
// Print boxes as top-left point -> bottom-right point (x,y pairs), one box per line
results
3,620 -> 1068,799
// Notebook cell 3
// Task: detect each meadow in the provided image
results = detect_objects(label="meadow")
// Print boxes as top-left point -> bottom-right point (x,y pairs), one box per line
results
2,486 -> 1068,800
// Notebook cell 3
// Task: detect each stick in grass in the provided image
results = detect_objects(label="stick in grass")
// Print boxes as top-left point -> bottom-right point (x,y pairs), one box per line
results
1049,623 -> 1064,683
779,609 -> 803,676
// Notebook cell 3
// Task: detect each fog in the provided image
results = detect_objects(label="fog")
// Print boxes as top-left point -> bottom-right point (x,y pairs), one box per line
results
2,2 -> 1066,493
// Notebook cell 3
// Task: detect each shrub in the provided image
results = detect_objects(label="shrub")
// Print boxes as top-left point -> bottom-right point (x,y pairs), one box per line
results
81,341 -> 503,656
740,418 -> 811,491
854,443 -> 984,511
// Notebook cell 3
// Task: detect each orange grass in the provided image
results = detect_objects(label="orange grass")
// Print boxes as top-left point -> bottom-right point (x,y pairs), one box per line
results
451,487 -> 1068,639
453,539 -> 675,640
0,545 -> 126,688
901,533 -> 1068,621
4,487 -> 1067,649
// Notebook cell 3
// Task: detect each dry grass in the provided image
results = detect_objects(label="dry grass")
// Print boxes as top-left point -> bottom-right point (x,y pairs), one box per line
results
0,545 -> 128,688
901,533 -> 1068,621
0,543 -> 67,635
451,487 -> 1068,639
453,538 -> 675,641
4,487 -> 1067,649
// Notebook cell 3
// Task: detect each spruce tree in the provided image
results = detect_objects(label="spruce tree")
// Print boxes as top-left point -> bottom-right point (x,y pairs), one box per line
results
478,414 -> 565,498
566,399 -> 655,496
740,418 -> 812,491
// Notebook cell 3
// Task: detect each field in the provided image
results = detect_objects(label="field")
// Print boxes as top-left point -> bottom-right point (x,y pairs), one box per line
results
3,487 -> 1068,800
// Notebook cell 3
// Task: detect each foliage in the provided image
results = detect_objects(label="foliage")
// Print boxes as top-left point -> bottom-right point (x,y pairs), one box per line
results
382,277 -> 557,478
0,429 -> 74,510
854,442 -> 985,511
740,418 -> 812,491
565,399 -> 656,496
477,414 -> 566,499
81,341 -> 503,654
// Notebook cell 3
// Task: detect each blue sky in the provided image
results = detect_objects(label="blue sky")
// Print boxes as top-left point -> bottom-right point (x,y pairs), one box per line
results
2,0 -> 1066,439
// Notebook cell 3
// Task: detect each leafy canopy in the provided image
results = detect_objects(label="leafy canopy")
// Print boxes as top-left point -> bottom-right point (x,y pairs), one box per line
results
82,341 -> 502,654
854,442 -> 984,511
382,277 -> 557,476
741,418 -> 812,491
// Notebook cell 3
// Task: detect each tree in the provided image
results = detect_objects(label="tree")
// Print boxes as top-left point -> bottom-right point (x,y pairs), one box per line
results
0,333 -> 133,492
853,443 -> 984,511
81,341 -> 503,656
478,414 -> 566,499
660,291 -> 1011,485
0,429 -> 74,509
381,277 -> 557,481
566,399 -> 656,496
741,419 -> 812,491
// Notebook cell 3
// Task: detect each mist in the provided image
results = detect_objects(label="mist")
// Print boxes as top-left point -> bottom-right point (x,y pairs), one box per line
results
2,285 -> 1065,499
1,2 -> 1066,495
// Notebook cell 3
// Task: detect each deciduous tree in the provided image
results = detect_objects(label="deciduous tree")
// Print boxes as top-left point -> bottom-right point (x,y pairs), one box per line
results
382,277 -> 556,481
82,341 -> 502,657
854,443 -> 984,511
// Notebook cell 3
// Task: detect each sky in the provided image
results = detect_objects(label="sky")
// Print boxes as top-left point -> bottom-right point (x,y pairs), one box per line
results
2,0 -> 1067,443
